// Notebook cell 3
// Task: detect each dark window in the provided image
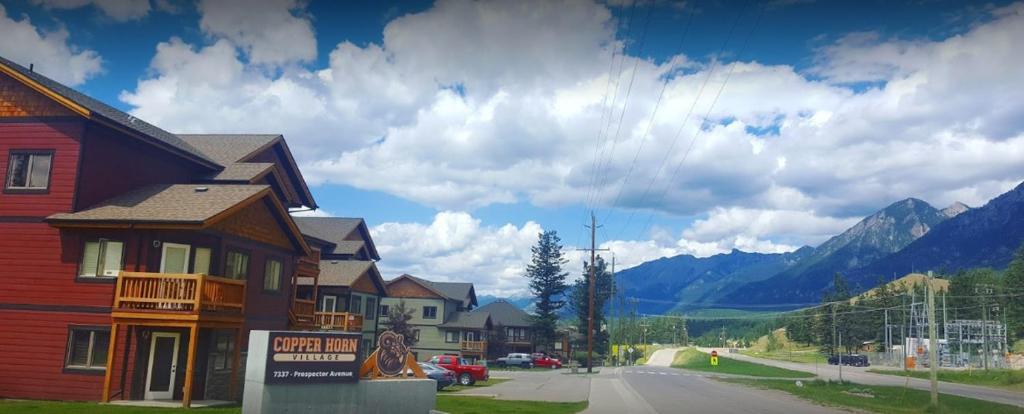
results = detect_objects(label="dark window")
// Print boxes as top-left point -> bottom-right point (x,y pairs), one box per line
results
351,295 -> 362,314
6,151 -> 52,191
365,297 -> 377,320
65,327 -> 110,370
79,239 -> 124,278
379,304 -> 390,317
211,331 -> 235,371
263,259 -> 282,291
445,331 -> 459,343
422,306 -> 437,319
224,250 -> 249,280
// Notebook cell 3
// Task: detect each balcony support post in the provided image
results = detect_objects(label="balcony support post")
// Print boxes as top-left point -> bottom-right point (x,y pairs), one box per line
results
182,323 -> 199,408
230,326 -> 243,400
101,322 -> 119,402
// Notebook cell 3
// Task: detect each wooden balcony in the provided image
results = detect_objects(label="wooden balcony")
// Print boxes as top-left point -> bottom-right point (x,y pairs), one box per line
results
112,272 -> 245,325
313,312 -> 363,332
289,298 -> 316,330
461,340 -> 487,354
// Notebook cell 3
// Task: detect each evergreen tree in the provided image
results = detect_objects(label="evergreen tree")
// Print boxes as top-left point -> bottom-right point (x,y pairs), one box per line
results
1003,246 -> 1024,341
570,256 -> 615,355
384,300 -> 418,347
526,230 -> 569,349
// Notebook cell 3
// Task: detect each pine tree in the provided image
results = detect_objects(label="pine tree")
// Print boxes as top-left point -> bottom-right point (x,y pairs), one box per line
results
526,230 -> 569,349
1004,246 -> 1024,342
570,256 -> 615,354
384,300 -> 418,347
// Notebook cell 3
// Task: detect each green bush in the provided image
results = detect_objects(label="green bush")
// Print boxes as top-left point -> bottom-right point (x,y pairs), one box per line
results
1013,340 -> 1024,354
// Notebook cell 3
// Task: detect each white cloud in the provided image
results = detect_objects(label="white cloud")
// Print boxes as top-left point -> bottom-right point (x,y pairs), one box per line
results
198,0 -> 316,66
371,211 -> 543,296
0,4 -> 103,85
31,0 -> 151,21
118,0 -> 1024,273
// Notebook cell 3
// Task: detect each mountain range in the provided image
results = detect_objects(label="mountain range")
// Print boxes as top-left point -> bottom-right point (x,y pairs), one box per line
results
616,181 -> 1024,312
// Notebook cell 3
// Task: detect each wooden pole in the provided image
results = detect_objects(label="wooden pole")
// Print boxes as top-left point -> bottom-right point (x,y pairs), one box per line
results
101,322 -> 119,402
183,323 -> 199,408
587,212 -> 596,374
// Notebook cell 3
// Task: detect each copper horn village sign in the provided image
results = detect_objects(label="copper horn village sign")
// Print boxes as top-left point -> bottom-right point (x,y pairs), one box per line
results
359,331 -> 426,379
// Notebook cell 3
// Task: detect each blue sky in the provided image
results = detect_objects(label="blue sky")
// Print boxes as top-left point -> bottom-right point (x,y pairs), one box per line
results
2,0 -> 1022,295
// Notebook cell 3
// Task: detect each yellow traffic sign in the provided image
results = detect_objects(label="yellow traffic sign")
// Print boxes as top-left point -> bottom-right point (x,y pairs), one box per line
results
711,356 -> 719,366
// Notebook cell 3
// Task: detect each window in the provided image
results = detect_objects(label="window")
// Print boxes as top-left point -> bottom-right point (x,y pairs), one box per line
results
412,329 -> 420,341
379,304 -> 390,318
554,341 -> 563,350
6,151 -> 52,191
351,295 -> 362,315
224,251 -> 249,280
211,332 -> 235,371
79,240 -> 124,278
193,247 -> 212,275
445,331 -> 459,343
422,306 -> 437,319
263,259 -> 282,292
65,327 -> 110,370
365,297 -> 377,320
506,327 -> 527,341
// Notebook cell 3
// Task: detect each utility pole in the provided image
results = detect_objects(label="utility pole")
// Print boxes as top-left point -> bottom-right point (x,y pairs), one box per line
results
927,271 -> 939,408
578,212 -> 608,374
609,254 -> 616,365
979,285 -> 991,371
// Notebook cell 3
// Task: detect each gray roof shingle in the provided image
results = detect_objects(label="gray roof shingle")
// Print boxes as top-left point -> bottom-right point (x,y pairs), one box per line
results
0,55 -> 219,170
294,217 -> 380,260
307,260 -> 375,287
439,311 -> 491,330
177,134 -> 280,165
473,300 -> 531,327
47,184 -> 268,224
395,274 -> 477,307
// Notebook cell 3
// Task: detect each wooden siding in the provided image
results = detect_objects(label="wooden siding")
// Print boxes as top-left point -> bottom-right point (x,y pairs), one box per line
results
0,310 -> 137,401
0,73 -> 76,117
212,199 -> 293,250
350,273 -> 380,295
75,124 -> 198,210
386,278 -> 442,299
0,121 -> 83,217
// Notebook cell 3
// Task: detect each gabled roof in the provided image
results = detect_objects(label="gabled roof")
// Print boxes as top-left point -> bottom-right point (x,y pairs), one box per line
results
0,55 -> 219,171
294,217 -> 380,260
46,184 -> 310,254
178,134 -> 317,208
386,274 -> 477,307
47,184 -> 268,224
439,311 -> 491,330
473,300 -> 531,327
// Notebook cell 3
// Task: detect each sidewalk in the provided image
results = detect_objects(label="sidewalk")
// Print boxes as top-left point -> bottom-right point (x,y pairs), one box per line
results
582,367 -> 657,414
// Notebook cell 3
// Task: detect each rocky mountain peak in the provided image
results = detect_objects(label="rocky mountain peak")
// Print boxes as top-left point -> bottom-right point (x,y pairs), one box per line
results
941,201 -> 970,218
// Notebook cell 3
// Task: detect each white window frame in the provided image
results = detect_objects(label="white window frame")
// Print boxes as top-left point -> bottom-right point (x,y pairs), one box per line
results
322,295 -> 337,313
65,327 -> 110,370
79,239 -> 125,278
159,243 -> 191,274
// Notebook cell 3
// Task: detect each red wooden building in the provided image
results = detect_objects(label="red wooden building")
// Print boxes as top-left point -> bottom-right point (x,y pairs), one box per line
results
0,55 -> 336,407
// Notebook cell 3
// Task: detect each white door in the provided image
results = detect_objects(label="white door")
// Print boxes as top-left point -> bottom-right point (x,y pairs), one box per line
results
322,295 -> 337,312
160,243 -> 191,273
145,332 -> 180,400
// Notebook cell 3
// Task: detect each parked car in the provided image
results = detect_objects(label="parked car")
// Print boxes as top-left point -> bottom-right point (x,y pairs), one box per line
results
827,354 -> 870,367
430,355 -> 489,385
532,355 -> 563,369
496,352 -> 534,368
417,362 -> 455,390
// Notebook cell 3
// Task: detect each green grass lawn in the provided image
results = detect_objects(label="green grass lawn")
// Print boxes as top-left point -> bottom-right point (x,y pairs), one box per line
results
489,365 -> 557,372
867,368 -> 1024,392
724,378 -> 1024,414
671,348 -> 814,378
739,349 -> 827,364
436,396 -> 587,414
0,400 -> 240,413
440,377 -> 511,393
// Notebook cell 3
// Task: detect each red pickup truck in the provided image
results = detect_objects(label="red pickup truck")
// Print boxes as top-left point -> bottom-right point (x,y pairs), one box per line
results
430,355 -> 489,385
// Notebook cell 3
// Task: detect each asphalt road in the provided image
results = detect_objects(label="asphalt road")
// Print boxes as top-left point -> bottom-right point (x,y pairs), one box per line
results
613,365 -> 844,414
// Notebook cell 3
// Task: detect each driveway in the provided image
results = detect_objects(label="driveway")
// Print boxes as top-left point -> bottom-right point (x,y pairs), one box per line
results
450,369 -> 591,402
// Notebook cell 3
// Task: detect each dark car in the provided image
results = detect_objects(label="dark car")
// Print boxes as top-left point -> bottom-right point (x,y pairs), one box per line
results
417,362 -> 456,390
827,354 -> 870,367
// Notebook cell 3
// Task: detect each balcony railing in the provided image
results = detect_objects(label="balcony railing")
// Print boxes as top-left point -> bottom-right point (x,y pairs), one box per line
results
313,312 -> 363,332
114,272 -> 245,318
461,340 -> 487,354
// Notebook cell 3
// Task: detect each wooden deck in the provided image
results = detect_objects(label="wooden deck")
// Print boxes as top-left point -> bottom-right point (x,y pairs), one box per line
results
112,272 -> 245,325
313,311 -> 364,332
461,340 -> 487,355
